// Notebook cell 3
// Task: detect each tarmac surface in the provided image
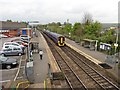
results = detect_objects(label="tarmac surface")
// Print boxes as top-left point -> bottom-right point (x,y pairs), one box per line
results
32,31 -> 50,83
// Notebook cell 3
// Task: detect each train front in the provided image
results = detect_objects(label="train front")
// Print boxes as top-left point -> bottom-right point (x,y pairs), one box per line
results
58,36 -> 65,46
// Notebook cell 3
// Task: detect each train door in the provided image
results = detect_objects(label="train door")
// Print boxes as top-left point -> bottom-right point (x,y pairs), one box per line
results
58,36 -> 65,46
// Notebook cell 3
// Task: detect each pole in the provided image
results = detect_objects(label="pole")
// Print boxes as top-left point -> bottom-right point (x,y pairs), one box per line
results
95,40 -> 98,51
115,28 -> 118,54
114,28 -> 119,63
27,23 -> 30,62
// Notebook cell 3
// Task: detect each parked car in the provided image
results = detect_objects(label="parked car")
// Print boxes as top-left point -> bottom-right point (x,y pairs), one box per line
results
0,55 -> 18,69
3,42 -> 25,50
20,35 -> 31,41
21,40 -> 29,44
0,47 -> 24,56
11,39 -> 28,47
0,34 -> 8,38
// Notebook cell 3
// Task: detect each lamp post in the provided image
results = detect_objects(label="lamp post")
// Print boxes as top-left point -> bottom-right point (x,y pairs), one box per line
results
95,40 -> 98,51
27,23 -> 30,62
114,28 -> 119,63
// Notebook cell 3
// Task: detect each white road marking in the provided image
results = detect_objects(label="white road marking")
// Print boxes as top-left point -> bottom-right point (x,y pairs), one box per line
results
14,57 -> 22,81
17,76 -> 23,79
0,66 -> 25,72
0,68 -> 18,72
0,80 -> 10,83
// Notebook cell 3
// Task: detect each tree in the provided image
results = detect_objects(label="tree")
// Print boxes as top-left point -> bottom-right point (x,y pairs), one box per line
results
105,29 -> 116,44
84,21 -> 102,39
63,23 -> 72,35
82,12 -> 93,25
57,22 -> 61,26
7,20 -> 12,22
73,23 -> 84,36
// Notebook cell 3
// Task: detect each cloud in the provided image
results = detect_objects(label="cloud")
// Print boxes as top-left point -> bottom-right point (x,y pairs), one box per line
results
0,0 -> 119,23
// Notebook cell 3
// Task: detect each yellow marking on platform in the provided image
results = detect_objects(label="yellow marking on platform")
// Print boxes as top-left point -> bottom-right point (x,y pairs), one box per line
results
16,80 -> 29,89
44,80 -> 46,90
66,43 -> 103,65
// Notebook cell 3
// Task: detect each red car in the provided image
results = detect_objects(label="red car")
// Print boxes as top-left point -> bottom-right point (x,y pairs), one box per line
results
11,39 -> 28,47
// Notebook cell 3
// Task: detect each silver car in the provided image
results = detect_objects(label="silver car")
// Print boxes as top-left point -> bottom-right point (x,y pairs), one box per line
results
1,47 -> 23,56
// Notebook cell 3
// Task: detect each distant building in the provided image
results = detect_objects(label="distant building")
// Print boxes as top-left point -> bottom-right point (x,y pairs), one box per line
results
0,21 -> 27,37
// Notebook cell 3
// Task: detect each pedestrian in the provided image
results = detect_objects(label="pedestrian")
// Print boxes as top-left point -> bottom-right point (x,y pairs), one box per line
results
39,50 -> 43,60
30,50 -> 33,57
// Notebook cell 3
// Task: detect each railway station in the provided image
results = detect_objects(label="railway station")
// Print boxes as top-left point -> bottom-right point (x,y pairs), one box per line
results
1,0 -> 120,89
0,29 -> 119,90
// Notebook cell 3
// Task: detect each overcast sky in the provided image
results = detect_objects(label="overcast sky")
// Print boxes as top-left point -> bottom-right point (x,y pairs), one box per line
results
0,0 -> 119,24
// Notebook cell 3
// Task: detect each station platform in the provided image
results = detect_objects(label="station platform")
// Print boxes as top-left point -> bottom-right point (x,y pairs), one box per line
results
65,38 -> 119,80
28,30 -> 61,88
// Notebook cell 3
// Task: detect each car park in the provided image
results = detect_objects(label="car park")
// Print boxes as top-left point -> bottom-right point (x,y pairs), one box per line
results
0,55 -> 18,69
0,47 -> 23,56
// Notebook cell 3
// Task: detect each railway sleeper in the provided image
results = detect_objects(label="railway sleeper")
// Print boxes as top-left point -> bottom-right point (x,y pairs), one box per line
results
98,82 -> 111,88
100,82 -> 109,86
91,75 -> 99,78
87,71 -> 95,74
94,77 -> 102,81
97,80 -> 106,83
88,72 -> 97,76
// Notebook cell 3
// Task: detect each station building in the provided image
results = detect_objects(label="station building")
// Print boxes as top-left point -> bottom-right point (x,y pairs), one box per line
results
0,21 -> 27,37
20,28 -> 33,37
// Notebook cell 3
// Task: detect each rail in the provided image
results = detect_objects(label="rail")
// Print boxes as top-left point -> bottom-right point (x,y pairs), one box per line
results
63,46 -> 119,89
43,32 -> 87,89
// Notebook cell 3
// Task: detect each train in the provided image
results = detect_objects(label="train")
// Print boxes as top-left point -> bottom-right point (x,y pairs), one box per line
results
43,30 -> 65,46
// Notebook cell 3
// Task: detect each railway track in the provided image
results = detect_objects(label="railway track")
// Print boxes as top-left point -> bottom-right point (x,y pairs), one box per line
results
43,33 -> 87,89
61,46 -> 119,90
42,32 -> 119,89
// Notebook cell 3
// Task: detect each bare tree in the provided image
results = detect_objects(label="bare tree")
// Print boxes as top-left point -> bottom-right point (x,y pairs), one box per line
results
82,12 -> 93,25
